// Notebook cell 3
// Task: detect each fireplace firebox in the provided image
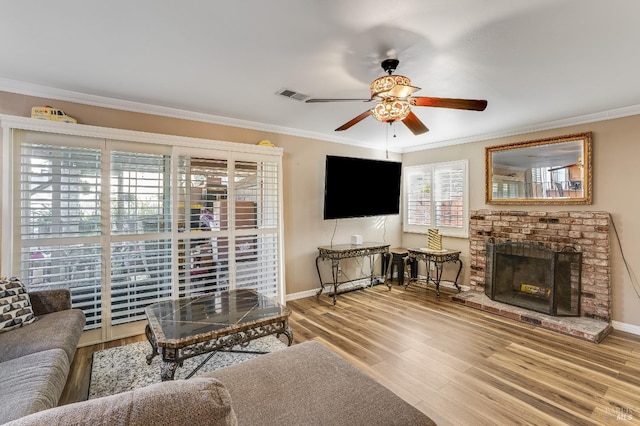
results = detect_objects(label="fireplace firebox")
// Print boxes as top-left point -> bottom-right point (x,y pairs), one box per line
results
485,241 -> 582,316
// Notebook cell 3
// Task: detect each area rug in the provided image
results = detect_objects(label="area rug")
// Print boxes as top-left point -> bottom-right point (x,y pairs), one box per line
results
89,335 -> 287,399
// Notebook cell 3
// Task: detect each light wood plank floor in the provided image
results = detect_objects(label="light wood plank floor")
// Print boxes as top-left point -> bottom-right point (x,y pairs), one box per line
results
61,284 -> 640,425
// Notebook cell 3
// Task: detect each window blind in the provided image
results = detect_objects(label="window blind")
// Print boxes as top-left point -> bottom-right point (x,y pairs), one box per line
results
403,160 -> 468,237
19,141 -> 103,329
177,156 -> 231,297
233,160 -> 279,299
109,151 -> 173,325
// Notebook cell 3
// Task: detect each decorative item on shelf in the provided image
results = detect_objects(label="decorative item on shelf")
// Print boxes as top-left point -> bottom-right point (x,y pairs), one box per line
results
427,228 -> 442,251
257,139 -> 276,147
30,106 -> 77,124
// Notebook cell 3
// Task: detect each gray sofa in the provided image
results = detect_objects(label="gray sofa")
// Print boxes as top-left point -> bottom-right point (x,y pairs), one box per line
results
0,289 -> 86,424
6,340 -> 436,425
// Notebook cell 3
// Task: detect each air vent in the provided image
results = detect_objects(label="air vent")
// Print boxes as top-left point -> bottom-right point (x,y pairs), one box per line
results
276,88 -> 310,102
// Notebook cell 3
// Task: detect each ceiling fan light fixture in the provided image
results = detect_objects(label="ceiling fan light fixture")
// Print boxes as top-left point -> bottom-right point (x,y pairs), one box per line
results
370,75 -> 414,98
371,98 -> 410,122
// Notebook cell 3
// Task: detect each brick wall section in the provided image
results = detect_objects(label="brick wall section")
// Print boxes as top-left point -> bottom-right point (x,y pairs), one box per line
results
469,210 -> 611,322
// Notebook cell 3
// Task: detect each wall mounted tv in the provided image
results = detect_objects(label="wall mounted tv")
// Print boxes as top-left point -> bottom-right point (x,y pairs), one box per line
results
323,155 -> 402,220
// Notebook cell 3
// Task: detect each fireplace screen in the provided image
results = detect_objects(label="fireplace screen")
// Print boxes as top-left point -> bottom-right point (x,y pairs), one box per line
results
485,241 -> 582,316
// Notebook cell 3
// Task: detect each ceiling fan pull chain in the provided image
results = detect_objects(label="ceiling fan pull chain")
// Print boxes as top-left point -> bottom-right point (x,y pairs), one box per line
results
385,123 -> 389,159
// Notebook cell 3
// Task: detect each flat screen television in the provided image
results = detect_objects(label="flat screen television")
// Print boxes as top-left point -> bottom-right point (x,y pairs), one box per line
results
323,155 -> 402,220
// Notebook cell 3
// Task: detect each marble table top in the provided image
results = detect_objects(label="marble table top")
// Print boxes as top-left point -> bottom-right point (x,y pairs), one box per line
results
145,289 -> 290,348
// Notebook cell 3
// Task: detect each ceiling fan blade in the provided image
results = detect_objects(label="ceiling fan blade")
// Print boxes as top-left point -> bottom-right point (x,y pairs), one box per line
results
402,111 -> 429,135
410,97 -> 488,111
306,98 -> 372,103
335,110 -> 372,131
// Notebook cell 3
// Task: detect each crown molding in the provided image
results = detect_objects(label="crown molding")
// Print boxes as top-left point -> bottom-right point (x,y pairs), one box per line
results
0,78 -> 400,152
402,104 -> 640,153
3,77 -> 640,155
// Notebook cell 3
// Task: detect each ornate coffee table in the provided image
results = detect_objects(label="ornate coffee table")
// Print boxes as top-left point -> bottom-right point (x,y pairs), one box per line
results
145,289 -> 293,381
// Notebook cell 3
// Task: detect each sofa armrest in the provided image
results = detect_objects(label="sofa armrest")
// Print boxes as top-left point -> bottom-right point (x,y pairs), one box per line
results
29,289 -> 72,315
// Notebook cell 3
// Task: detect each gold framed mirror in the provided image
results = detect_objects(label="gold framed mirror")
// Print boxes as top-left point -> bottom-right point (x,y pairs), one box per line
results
485,132 -> 592,205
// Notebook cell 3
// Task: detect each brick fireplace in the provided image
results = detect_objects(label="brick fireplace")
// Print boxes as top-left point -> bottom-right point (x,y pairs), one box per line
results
452,210 -> 612,342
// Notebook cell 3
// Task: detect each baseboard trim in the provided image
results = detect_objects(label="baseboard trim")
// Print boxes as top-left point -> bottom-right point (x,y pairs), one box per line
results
612,320 -> 640,336
285,278 -> 470,303
286,289 -> 319,301
286,278 -> 383,302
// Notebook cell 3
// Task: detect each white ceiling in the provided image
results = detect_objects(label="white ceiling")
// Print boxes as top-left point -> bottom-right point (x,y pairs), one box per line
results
2,0 -> 640,152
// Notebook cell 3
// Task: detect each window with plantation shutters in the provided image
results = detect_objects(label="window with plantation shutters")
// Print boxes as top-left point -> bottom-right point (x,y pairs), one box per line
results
176,156 -> 231,297
403,160 -> 468,237
109,151 -> 173,326
18,136 -> 104,329
233,160 -> 279,298
5,119 -> 284,343
175,157 -> 281,299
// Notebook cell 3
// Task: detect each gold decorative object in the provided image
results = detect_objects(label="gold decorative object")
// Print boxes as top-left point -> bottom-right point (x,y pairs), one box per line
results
427,228 -> 442,251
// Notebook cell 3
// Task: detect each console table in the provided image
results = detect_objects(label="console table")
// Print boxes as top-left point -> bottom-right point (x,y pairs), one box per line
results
405,248 -> 463,297
316,242 -> 390,305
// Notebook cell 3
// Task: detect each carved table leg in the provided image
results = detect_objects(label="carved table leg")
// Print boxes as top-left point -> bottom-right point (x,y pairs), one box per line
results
280,321 -> 294,346
331,259 -> 339,305
145,324 -> 158,365
160,361 -> 178,381
315,256 -> 324,297
433,261 -> 443,297
453,259 -> 463,292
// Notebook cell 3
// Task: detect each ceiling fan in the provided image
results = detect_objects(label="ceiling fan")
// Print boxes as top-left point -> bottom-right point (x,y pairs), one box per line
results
306,59 -> 488,135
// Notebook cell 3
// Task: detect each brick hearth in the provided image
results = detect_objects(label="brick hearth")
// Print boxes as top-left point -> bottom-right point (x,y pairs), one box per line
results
454,210 -> 612,342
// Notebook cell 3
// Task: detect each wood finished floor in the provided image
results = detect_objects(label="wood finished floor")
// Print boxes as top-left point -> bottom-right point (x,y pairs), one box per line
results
61,283 -> 640,425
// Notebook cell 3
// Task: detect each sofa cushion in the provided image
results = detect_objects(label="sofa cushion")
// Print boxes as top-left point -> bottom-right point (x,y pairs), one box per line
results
0,309 -> 85,364
0,277 -> 36,333
0,348 -> 70,424
208,341 -> 436,426
4,377 -> 238,426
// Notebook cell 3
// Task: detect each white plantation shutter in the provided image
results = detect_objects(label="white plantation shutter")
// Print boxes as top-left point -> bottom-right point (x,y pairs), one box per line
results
403,160 -> 468,237
176,156 -> 231,297
176,157 -> 281,299
233,160 -> 279,298
109,151 -> 173,325
405,165 -> 432,228
18,136 -> 104,329
433,162 -> 464,228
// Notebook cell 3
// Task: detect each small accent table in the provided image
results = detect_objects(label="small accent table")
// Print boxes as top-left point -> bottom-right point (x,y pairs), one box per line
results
405,248 -> 463,296
145,289 -> 293,381
316,242 -> 390,305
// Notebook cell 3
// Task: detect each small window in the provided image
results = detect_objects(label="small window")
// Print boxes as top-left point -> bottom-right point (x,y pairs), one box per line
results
403,160 -> 468,238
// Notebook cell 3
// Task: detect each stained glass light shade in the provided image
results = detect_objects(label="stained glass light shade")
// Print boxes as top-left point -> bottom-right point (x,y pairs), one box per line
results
370,75 -> 420,99
371,98 -> 411,122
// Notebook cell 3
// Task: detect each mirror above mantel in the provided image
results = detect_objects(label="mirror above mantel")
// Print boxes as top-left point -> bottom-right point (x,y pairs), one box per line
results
486,132 -> 592,205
